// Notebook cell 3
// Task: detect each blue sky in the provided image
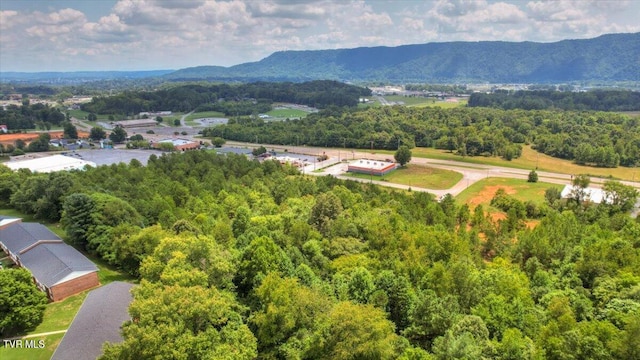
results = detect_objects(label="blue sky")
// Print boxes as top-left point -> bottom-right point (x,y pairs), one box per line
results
1,0 -> 639,72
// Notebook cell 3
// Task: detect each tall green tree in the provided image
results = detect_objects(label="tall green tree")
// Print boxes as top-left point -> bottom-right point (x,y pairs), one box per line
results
109,126 -> 127,143
61,193 -> 96,247
89,126 -> 106,141
0,268 -> 48,337
100,282 -> 257,360
395,146 -> 413,167
62,121 -> 78,139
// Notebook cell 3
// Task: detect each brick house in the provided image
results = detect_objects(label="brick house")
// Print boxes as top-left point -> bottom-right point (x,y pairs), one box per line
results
0,220 -> 99,301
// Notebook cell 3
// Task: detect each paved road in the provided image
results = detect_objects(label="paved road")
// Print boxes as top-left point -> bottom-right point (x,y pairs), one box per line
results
180,111 -> 194,128
228,141 -> 640,198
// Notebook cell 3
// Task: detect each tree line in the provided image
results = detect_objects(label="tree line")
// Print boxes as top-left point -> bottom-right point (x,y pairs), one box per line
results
80,80 -> 371,115
0,100 -> 66,130
204,105 -> 640,167
468,90 -> 640,111
1,150 -> 639,358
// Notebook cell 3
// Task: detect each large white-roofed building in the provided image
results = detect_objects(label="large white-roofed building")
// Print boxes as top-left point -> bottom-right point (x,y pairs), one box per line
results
4,154 -> 96,173
153,138 -> 200,151
347,159 -> 398,176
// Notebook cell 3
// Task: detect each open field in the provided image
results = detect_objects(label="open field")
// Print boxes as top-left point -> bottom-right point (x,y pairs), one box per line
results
373,145 -> 640,182
380,95 -> 468,108
455,177 -> 563,207
266,108 -> 309,118
68,109 -> 113,121
159,113 -> 185,126
344,164 -> 462,190
0,130 -> 90,145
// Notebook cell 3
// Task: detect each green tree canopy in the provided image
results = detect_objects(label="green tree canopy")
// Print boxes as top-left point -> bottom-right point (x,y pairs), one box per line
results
395,145 -> 413,166
0,268 -> 48,337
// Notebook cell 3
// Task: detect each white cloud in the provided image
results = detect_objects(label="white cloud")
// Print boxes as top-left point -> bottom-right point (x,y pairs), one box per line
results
0,0 -> 638,71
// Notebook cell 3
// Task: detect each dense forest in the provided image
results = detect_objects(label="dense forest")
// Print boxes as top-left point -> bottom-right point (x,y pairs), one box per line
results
81,81 -> 371,115
203,106 -> 640,167
0,100 -> 67,130
468,90 -> 640,111
1,150 -> 638,358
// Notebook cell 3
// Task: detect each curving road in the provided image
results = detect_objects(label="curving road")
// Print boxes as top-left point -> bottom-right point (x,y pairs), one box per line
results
225,141 -> 640,198
180,111 -> 194,128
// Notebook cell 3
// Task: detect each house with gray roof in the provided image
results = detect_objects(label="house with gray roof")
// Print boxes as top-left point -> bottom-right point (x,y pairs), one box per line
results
51,282 -> 135,360
0,219 -> 99,301
0,215 -> 21,230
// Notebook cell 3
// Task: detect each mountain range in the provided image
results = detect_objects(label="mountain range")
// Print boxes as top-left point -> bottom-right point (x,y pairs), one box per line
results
165,33 -> 639,83
2,33 -> 638,84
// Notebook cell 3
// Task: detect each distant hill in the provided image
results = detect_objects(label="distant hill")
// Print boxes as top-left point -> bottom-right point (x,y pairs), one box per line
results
166,33 -> 640,83
0,70 -> 174,83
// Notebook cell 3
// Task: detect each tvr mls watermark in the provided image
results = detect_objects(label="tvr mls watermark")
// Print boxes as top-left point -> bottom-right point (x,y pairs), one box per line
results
3,339 -> 46,349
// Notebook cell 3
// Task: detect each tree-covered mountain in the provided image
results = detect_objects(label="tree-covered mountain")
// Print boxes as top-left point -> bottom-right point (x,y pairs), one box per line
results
166,33 -> 640,83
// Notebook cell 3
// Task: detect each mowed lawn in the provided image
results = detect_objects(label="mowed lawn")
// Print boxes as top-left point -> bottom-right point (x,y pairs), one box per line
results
456,177 -> 563,207
266,108 -> 309,118
0,333 -> 65,360
345,164 -> 462,190
381,95 -> 468,108
374,145 -> 640,182
0,293 -> 87,360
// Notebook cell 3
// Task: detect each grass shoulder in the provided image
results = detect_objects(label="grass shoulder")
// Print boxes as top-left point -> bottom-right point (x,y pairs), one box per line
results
372,146 -> 639,182
344,164 -> 462,190
0,332 -> 65,360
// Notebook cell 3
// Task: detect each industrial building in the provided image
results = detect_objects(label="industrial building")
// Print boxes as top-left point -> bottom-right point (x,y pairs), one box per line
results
4,154 -> 96,173
113,119 -> 158,128
153,138 -> 200,151
347,159 -> 398,176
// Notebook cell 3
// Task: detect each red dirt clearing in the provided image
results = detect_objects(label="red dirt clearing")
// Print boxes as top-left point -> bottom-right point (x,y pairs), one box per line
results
0,131 -> 90,145
468,185 -> 516,207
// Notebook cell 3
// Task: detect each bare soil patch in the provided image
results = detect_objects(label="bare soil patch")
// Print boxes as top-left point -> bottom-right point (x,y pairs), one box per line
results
468,185 -> 516,207
0,131 -> 89,145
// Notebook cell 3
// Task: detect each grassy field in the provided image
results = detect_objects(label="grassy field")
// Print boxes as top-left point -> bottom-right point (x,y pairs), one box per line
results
159,113 -> 185,126
455,177 -> 563,207
344,164 -> 463,190
382,95 -> 436,106
372,145 -> 640,182
68,109 -> 112,121
0,333 -> 65,360
266,108 -> 309,118
0,292 -> 88,360
381,95 -> 467,107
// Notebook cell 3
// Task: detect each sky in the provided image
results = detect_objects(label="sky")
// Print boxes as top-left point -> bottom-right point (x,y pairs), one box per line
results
1,0 -> 639,72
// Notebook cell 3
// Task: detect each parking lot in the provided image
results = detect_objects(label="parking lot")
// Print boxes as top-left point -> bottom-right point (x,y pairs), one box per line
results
68,148 -> 163,166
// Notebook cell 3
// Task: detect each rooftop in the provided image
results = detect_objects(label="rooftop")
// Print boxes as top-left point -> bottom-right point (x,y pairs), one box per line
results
0,222 -> 61,255
4,154 -> 96,173
0,222 -> 98,288
158,138 -> 197,146
560,185 -> 609,204
348,159 -> 396,170
19,242 -> 98,287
